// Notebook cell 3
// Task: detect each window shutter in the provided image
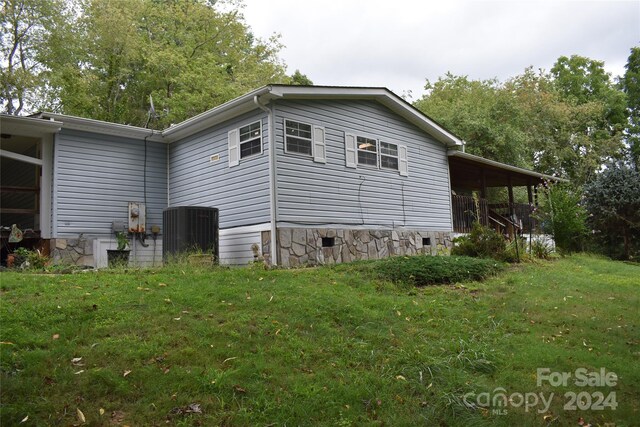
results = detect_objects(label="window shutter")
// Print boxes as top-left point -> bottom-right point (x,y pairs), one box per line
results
345,133 -> 357,168
313,126 -> 326,163
228,128 -> 239,167
398,145 -> 408,176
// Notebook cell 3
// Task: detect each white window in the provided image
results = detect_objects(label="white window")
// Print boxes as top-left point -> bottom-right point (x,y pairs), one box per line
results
284,119 -> 326,163
380,141 -> 398,170
285,120 -> 313,156
239,121 -> 262,159
228,121 -> 262,167
357,136 -> 378,167
345,132 -> 408,176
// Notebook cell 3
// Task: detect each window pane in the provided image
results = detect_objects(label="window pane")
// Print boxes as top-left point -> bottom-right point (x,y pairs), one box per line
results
240,138 -> 261,158
381,155 -> 399,170
286,137 -> 312,155
286,120 -> 312,139
357,136 -> 377,152
358,150 -> 377,166
240,122 -> 261,142
380,142 -> 398,156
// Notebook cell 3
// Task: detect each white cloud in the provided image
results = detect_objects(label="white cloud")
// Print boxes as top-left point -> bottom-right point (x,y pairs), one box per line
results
241,0 -> 640,98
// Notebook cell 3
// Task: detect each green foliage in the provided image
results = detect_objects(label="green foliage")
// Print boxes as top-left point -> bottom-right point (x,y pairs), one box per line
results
288,69 -> 313,85
530,238 -> 553,260
534,183 -> 588,254
622,47 -> 640,169
3,0 -> 312,126
10,247 -> 49,270
0,0 -> 71,114
375,254 -> 504,286
583,163 -> 640,259
414,57 -> 628,186
114,232 -> 130,251
451,222 -> 507,260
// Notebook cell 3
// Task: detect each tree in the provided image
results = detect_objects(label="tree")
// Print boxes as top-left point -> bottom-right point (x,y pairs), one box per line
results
0,0 -> 69,114
44,0 -> 290,128
583,163 -> 640,259
413,73 -> 530,168
622,47 -> 640,169
414,56 -> 629,186
289,69 -> 313,85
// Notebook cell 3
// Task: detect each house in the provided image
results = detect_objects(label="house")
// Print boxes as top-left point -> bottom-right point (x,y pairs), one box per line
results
0,85 -> 561,268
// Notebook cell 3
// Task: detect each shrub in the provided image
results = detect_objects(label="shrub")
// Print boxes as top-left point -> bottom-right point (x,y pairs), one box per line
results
451,222 -> 506,260
533,183 -> 588,254
375,255 -> 504,286
583,164 -> 640,260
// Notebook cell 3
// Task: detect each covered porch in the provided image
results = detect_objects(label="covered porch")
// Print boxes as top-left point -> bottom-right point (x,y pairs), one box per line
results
448,151 -> 565,236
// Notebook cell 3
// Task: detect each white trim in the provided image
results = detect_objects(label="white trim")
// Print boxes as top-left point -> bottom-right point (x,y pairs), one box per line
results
283,118 -> 313,157
238,120 -> 263,160
40,135 -> 54,238
39,113 -> 164,142
0,149 -> 43,166
219,222 -> 271,235
0,114 -> 62,137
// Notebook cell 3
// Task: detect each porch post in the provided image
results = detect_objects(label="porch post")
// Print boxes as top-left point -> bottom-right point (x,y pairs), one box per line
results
527,182 -> 533,205
507,174 -> 515,219
480,168 -> 487,199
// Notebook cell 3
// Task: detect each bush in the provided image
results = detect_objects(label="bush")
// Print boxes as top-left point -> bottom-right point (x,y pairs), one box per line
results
375,255 -> 504,286
533,183 -> 588,254
583,164 -> 640,260
451,222 -> 507,260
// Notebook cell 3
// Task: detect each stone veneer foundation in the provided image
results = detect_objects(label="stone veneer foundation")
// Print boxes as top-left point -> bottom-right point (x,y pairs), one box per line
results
269,228 -> 452,267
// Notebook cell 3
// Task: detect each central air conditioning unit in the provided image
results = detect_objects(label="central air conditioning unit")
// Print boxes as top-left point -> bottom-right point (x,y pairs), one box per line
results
162,206 -> 219,261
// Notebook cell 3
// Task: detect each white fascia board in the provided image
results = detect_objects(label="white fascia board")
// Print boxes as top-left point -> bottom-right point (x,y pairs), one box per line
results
162,86 -> 272,142
40,113 -> 164,142
0,114 -> 63,137
448,150 -> 569,183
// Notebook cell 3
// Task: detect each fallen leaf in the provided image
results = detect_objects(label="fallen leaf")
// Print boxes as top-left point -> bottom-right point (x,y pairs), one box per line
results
0,341 -> 15,345
20,415 -> 28,423
233,385 -> 247,394
52,334 -> 60,340
123,370 -> 132,377
223,357 -> 237,364
158,282 -> 167,287
395,375 -> 406,381
77,408 -> 86,423
99,408 -> 105,416
173,317 -> 181,321
74,370 -> 85,375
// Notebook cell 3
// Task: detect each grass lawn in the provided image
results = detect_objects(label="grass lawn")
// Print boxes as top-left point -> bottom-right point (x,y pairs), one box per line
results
1,254 -> 638,426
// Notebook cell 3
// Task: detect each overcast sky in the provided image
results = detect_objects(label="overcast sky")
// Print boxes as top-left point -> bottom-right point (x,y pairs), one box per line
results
241,0 -> 640,99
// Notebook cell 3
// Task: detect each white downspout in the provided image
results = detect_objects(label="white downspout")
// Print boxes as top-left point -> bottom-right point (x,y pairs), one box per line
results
254,94 -> 278,266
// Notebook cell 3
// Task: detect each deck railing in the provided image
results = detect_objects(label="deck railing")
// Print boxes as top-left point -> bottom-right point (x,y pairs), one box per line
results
452,195 -> 538,234
451,195 -> 488,233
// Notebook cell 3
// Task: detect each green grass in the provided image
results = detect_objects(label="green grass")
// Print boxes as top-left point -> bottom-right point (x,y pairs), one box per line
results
1,255 -> 638,426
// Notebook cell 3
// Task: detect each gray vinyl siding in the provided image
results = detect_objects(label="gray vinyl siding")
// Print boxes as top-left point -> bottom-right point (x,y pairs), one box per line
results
53,130 -> 168,237
168,110 -> 270,229
273,99 -> 452,230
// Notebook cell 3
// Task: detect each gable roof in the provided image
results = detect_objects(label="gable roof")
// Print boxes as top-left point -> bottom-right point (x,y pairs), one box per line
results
161,85 -> 465,146
5,85 -> 464,147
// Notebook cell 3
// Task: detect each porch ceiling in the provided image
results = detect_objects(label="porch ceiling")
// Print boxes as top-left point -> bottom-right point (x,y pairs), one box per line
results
448,150 -> 566,189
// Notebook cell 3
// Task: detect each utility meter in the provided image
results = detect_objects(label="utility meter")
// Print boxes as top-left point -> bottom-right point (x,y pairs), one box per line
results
128,202 -> 146,233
